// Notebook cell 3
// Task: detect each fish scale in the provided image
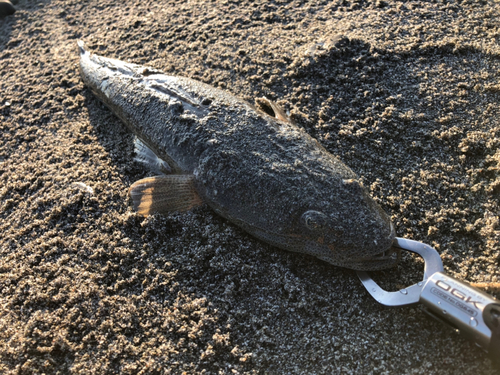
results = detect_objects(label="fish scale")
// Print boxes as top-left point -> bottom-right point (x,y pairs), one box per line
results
78,41 -> 397,271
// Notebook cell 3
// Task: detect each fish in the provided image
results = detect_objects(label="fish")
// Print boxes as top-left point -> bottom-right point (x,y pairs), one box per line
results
77,41 -> 398,271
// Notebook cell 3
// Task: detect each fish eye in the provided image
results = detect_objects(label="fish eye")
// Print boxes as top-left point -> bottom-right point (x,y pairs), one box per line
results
301,210 -> 328,231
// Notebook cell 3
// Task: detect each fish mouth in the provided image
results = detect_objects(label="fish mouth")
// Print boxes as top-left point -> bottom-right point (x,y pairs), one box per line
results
332,221 -> 399,271
238,221 -> 400,271
341,245 -> 401,271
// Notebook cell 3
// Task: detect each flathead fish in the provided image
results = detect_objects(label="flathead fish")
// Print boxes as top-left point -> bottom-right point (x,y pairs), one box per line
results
78,41 -> 397,271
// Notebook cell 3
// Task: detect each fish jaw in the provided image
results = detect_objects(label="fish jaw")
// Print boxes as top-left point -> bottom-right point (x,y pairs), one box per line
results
271,223 -> 397,271
312,222 -> 399,271
230,204 -> 397,271
338,246 -> 401,271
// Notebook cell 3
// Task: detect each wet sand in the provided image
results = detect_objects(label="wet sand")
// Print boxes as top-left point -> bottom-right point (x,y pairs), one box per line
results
0,0 -> 499,373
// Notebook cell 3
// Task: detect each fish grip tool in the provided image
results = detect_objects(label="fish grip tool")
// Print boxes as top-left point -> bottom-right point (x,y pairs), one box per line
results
357,238 -> 500,359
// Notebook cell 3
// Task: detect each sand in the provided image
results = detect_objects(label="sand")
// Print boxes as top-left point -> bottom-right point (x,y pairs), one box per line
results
0,0 -> 499,374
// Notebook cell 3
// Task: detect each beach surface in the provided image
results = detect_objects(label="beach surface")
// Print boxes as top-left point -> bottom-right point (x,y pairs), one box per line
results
1,0 -> 499,373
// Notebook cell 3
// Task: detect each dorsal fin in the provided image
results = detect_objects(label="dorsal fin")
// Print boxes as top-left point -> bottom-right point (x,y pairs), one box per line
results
255,97 -> 292,123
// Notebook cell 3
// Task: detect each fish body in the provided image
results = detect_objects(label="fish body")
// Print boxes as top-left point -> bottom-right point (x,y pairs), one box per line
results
78,41 -> 397,271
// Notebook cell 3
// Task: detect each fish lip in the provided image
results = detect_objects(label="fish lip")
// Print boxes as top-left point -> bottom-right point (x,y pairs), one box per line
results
341,222 -> 398,268
342,245 -> 401,270
350,245 -> 401,263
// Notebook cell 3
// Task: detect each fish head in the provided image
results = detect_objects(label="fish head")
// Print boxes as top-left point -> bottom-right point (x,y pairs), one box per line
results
199,146 -> 398,271
285,178 -> 398,271
225,174 -> 398,271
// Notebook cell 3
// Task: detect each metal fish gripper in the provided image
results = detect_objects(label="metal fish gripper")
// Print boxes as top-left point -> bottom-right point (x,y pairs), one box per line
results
357,238 -> 500,359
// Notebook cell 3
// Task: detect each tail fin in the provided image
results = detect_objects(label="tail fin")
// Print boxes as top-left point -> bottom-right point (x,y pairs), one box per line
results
77,40 -> 87,55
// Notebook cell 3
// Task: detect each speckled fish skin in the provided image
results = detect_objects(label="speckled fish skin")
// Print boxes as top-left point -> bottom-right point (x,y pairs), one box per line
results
78,42 -> 397,271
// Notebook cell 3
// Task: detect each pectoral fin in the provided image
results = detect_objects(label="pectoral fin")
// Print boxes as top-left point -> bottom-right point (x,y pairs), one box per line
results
129,175 -> 203,216
133,137 -> 179,174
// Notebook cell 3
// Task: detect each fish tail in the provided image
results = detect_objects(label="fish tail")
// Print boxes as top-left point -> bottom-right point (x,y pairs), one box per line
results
77,40 -> 87,56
